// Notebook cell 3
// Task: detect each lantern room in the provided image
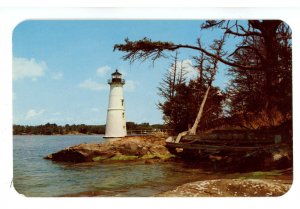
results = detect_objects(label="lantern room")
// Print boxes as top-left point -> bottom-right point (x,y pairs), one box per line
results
108,69 -> 125,85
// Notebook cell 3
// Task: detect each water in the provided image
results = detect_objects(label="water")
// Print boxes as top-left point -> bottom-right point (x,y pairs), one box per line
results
13,135 -> 203,197
13,135 -> 291,197
13,135 -> 103,196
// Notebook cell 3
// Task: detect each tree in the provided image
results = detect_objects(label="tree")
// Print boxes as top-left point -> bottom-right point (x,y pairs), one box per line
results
156,44 -> 226,135
160,77 -> 225,134
126,122 -> 138,130
173,38 -> 225,142
114,20 -> 292,132
188,38 -> 225,135
115,27 -> 228,142
223,21 -> 292,128
157,51 -> 187,101
157,51 -> 188,130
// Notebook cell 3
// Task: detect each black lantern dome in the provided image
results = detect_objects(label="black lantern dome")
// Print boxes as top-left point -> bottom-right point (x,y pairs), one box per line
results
108,69 -> 125,85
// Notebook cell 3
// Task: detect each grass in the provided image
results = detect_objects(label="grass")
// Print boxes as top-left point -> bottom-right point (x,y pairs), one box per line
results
92,156 -> 110,162
238,170 -> 283,179
92,153 -> 176,162
108,154 -> 139,161
141,153 -> 176,160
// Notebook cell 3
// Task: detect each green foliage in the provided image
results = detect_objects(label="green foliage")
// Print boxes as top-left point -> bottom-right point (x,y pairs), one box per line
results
157,51 -> 226,134
238,170 -> 282,179
141,153 -> 175,160
226,21 -> 292,128
108,154 -> 139,161
114,37 -> 176,63
92,156 -> 109,162
160,80 -> 225,133
126,122 -> 166,131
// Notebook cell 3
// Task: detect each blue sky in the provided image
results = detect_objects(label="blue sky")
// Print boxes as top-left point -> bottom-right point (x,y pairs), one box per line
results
13,20 -> 238,125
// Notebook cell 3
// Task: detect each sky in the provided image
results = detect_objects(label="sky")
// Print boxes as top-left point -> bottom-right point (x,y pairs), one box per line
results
13,20 -> 240,125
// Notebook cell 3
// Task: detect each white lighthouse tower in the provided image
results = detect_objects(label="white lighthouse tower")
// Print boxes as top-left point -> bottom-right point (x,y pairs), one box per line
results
104,69 -> 127,139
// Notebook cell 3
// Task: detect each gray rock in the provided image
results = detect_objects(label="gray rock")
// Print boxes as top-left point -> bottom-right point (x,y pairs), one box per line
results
158,179 -> 291,197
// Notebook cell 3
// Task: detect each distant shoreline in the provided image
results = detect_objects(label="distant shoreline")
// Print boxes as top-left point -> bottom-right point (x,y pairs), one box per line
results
13,123 -> 166,136
13,133 -> 104,136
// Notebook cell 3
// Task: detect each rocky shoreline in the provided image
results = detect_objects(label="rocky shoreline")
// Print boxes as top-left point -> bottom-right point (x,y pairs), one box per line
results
44,134 -> 292,169
45,135 -> 174,163
44,134 -> 292,197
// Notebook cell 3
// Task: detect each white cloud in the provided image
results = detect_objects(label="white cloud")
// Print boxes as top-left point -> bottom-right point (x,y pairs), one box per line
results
52,72 -> 63,80
124,80 -> 138,92
13,57 -> 46,80
25,109 -> 45,120
79,79 -> 108,91
181,59 -> 195,75
96,65 -> 112,77
169,59 -> 198,80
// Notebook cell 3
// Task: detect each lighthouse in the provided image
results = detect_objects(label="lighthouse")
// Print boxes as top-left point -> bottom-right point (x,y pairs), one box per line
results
104,69 -> 127,139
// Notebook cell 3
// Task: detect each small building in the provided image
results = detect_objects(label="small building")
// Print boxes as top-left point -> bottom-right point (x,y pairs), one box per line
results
104,69 -> 127,139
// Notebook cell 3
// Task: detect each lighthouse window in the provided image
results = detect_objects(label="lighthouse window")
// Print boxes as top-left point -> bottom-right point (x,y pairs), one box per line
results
122,112 -> 125,118
121,99 -> 124,106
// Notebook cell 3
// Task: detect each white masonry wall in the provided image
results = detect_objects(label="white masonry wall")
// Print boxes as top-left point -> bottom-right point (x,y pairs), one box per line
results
105,83 -> 127,138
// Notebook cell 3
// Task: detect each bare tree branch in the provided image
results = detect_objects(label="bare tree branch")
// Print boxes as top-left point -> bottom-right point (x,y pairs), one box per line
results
228,45 -> 264,62
225,29 -> 262,37
201,20 -> 225,29
114,38 -> 260,71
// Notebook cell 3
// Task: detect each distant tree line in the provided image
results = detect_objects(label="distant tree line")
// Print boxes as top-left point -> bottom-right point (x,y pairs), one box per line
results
13,122 -> 166,135
126,122 -> 165,130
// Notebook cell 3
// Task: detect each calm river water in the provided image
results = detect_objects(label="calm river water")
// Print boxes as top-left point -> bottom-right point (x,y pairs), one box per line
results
13,135 -> 291,197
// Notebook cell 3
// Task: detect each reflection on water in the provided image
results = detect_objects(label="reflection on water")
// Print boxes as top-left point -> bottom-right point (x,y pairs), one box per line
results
13,135 -> 291,197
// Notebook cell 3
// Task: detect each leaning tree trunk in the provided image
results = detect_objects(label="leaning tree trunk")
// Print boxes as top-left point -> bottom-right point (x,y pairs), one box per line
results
188,85 -> 211,135
174,85 -> 211,143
